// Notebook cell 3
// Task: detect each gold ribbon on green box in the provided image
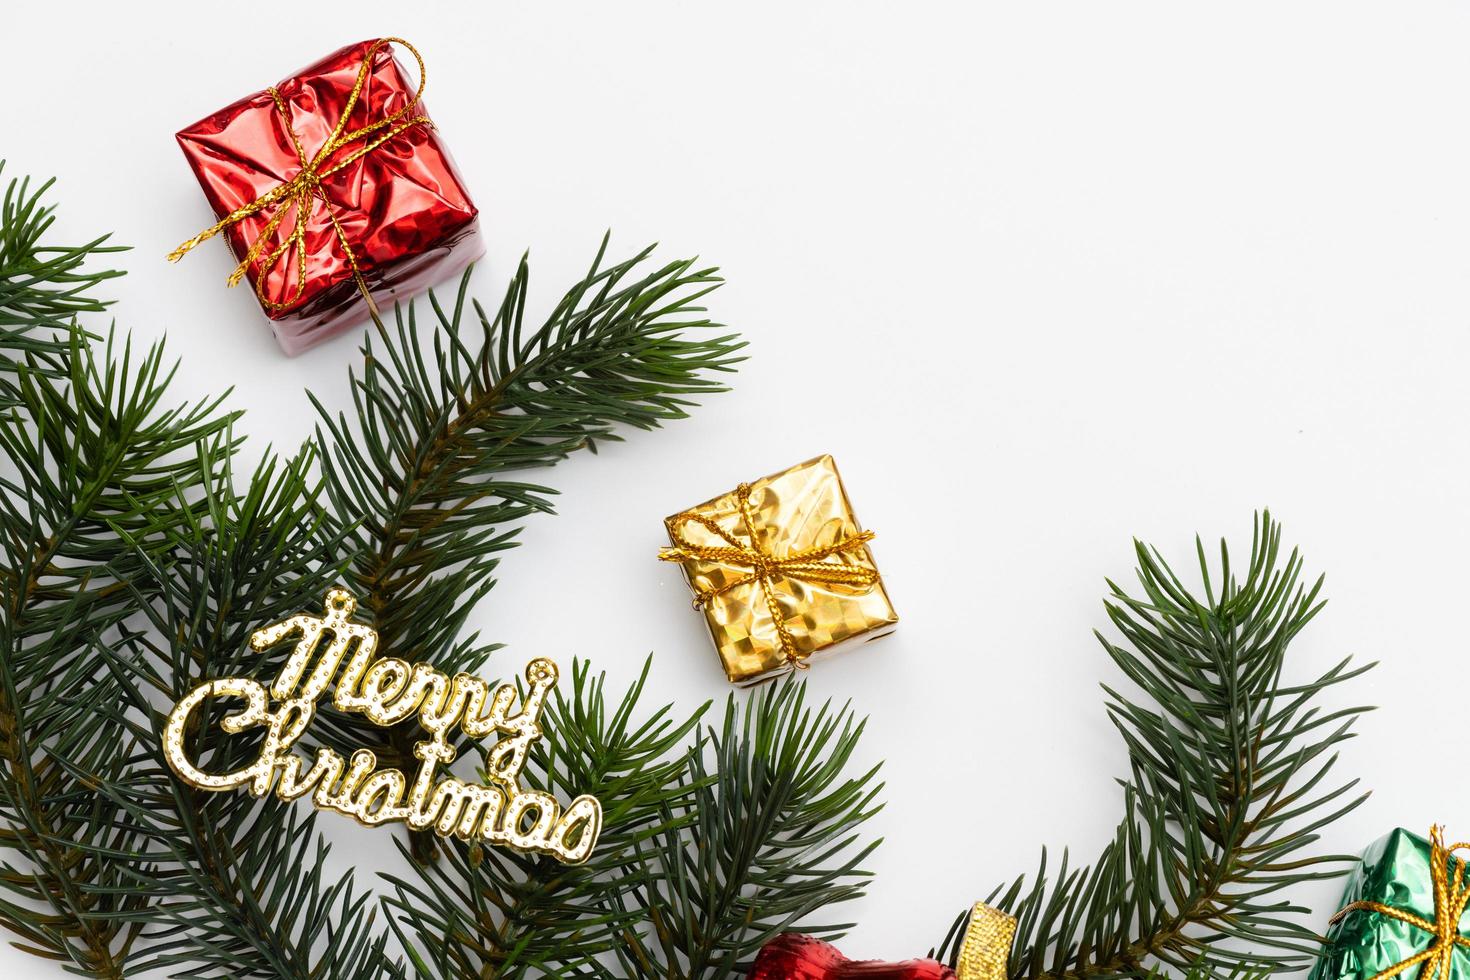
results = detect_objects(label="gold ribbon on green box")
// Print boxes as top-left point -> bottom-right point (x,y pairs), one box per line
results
1311,826 -> 1470,980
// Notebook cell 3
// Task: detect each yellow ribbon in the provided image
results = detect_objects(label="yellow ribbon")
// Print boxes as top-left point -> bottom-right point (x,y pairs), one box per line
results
659,481 -> 880,668
1329,826 -> 1470,980
957,902 -> 1017,980
168,37 -> 432,312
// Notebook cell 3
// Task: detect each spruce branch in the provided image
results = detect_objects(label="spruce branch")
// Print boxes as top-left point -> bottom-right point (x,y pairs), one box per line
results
308,241 -> 742,858
0,165 -> 1378,980
609,679 -> 885,980
383,658 -> 709,979
0,162 -> 124,401
76,446 -> 403,979
939,513 -> 1372,979
0,324 -> 236,976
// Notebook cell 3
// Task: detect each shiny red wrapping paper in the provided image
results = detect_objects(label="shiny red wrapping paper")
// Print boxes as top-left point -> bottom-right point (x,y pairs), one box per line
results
176,39 -> 481,355
749,934 -> 956,980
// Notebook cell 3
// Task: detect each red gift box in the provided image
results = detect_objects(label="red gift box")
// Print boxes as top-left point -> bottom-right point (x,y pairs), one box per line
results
173,37 -> 481,355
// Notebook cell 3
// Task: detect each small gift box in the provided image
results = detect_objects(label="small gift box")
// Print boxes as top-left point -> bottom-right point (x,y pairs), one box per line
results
1309,826 -> 1470,980
172,37 -> 482,355
659,455 -> 897,685
747,903 -> 1015,980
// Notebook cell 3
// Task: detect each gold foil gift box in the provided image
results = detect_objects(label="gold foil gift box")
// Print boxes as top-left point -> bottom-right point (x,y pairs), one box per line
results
659,455 -> 898,684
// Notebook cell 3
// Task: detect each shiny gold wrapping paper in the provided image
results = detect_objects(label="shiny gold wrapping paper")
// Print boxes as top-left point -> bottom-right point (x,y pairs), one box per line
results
662,455 -> 897,684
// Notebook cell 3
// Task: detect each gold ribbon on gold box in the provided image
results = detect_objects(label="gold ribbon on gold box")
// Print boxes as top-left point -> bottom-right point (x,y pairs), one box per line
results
659,455 -> 897,684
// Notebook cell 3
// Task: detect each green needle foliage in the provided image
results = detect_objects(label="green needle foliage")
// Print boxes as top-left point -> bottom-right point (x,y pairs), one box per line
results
382,659 -> 709,978
0,322 -> 234,975
0,167 -> 1372,980
607,681 -> 884,980
381,673 -> 885,979
0,163 -> 123,401
81,448 -> 403,979
308,240 -> 742,858
938,514 -> 1372,979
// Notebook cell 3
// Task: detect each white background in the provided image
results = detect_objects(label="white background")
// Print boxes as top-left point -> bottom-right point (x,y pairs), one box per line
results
5,2 -> 1469,975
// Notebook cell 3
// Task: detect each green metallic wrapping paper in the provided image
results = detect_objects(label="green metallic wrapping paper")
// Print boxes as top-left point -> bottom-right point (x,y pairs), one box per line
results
1309,828 -> 1470,980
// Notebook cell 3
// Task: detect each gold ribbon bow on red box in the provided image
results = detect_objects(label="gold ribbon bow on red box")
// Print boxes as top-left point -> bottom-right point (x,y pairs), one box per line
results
168,37 -> 431,313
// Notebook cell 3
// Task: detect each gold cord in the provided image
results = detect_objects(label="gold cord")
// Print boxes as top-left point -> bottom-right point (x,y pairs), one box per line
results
660,482 -> 880,667
1328,826 -> 1470,980
168,37 -> 432,312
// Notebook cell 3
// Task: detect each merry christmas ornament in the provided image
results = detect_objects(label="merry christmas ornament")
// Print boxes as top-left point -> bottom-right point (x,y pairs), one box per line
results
161,589 -> 601,864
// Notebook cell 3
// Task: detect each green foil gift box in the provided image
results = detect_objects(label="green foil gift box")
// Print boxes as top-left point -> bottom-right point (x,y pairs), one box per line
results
1309,827 -> 1470,980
